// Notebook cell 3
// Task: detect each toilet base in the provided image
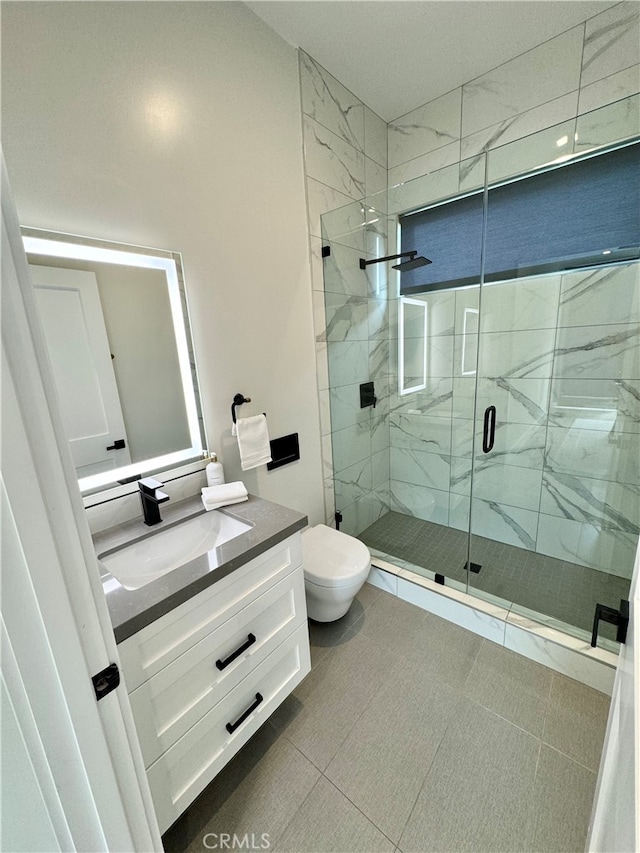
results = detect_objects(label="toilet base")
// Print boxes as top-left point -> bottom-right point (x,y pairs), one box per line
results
306,598 -> 352,622
304,576 -> 367,622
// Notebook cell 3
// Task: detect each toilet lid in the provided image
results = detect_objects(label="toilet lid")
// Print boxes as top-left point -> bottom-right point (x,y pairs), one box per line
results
301,524 -> 371,588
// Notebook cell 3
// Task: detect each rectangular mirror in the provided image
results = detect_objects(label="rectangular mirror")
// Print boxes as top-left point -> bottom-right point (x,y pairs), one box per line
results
22,228 -> 208,494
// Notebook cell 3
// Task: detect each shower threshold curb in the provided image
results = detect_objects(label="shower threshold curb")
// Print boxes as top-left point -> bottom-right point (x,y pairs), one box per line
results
368,558 -> 617,696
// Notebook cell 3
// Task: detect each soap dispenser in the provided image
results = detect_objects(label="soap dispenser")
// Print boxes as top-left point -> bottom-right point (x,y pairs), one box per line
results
206,452 -> 225,486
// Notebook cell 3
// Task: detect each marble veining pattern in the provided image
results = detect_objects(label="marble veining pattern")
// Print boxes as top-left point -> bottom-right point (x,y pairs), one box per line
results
581,3 -> 640,87
480,277 -> 561,333
323,294 -> 369,343
575,94 -> 640,151
450,496 -> 539,551
364,106 -> 387,168
299,24 -> 640,554
387,140 -> 461,188
461,27 -> 583,137
390,414 -> 453,455
332,422 -> 372,474
334,457 -> 372,507
327,340 -> 370,388
490,377 -> 549,426
558,264 -> 640,328
300,50 -> 364,151
388,480 -> 450,525
388,88 -> 462,169
308,178 -> 359,244
544,425 -> 640,487
474,329 -> 556,379
541,470 -> 640,534
321,242 -> 369,298
390,446 -> 451,492
461,92 -> 578,162
553,323 -> 640,380
304,116 -> 365,200
391,378 -> 454,419
578,64 -> 640,115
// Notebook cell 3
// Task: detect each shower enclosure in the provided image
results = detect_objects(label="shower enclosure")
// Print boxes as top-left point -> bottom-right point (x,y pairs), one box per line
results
320,98 -> 640,648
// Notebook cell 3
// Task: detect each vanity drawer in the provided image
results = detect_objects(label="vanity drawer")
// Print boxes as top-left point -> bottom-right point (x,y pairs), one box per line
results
119,534 -> 302,691
130,569 -> 307,767
147,621 -> 311,834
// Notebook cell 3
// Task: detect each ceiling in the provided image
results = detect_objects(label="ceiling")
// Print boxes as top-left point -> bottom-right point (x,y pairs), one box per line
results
245,0 -> 619,121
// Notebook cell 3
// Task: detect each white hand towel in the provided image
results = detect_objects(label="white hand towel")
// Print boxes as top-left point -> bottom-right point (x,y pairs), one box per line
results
235,414 -> 272,471
201,481 -> 248,511
201,494 -> 248,512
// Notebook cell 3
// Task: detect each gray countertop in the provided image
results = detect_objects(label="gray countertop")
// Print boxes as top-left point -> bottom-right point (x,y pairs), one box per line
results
95,494 -> 307,643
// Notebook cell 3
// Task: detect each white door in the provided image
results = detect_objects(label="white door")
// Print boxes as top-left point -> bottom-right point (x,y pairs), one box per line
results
2,156 -> 161,852
29,263 -> 131,476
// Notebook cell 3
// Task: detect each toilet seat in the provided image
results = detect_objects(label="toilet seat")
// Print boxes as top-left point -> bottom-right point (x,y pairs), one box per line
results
301,524 -> 370,588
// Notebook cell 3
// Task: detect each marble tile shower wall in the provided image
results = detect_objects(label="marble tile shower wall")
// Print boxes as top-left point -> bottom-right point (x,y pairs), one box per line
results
390,264 -> 640,579
300,2 -> 639,536
388,3 -> 640,192
299,50 -> 391,534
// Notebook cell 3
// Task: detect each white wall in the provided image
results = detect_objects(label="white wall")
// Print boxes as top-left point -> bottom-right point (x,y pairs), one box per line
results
1,1 -> 324,523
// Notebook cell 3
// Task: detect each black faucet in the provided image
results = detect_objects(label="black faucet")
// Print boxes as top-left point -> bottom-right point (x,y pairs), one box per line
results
138,477 -> 170,526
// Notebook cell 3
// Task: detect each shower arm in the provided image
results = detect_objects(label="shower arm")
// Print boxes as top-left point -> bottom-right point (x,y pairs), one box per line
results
359,252 -> 417,270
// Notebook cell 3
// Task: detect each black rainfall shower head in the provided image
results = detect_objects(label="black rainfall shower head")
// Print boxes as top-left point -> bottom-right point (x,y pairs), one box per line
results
359,250 -> 431,271
392,255 -> 432,272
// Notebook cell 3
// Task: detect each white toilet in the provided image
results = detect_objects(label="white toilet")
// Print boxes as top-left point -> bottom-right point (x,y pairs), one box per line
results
301,524 -> 371,622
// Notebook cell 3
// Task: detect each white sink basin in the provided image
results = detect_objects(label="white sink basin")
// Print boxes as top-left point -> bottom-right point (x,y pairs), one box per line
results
99,511 -> 252,590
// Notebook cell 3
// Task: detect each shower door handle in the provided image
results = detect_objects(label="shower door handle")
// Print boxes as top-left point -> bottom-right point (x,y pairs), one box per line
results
482,406 -> 496,453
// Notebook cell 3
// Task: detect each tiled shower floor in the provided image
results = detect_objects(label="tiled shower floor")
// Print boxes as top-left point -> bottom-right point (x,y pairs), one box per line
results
358,511 -> 631,640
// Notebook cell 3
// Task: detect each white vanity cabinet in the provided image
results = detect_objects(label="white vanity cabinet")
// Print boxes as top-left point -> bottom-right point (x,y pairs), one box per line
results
117,533 -> 310,834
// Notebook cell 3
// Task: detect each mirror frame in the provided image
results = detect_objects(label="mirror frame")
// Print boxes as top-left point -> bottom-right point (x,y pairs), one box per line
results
22,227 -> 208,494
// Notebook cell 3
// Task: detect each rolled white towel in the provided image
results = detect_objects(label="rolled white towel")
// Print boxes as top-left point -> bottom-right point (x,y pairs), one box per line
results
201,481 -> 248,511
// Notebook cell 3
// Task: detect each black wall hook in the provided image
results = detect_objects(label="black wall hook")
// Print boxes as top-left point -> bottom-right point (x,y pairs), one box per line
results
232,393 -> 251,424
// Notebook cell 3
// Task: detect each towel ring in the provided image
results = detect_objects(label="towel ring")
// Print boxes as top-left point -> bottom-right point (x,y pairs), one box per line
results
231,393 -> 251,424
231,393 -> 267,425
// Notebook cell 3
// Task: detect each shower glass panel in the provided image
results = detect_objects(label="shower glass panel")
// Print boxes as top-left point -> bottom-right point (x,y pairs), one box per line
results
320,95 -> 639,647
321,157 -> 485,595
467,137 -> 640,641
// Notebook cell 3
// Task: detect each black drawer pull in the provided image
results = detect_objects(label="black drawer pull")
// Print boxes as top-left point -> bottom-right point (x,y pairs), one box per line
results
226,692 -> 263,734
216,633 -> 256,671
482,405 -> 496,453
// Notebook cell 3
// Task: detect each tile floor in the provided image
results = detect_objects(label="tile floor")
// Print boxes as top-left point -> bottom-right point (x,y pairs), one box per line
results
359,511 -> 630,641
162,584 -> 610,853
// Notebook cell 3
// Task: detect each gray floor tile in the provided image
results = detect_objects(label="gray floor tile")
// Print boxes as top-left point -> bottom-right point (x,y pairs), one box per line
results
464,640 -> 552,736
543,674 -> 610,771
357,580 -> 383,609
358,588 -> 431,657
530,745 -> 598,853
163,722 -> 319,853
307,583 -> 380,667
399,699 -> 540,853
325,666 -> 462,843
274,776 -> 395,853
405,610 -> 483,691
269,627 -> 395,770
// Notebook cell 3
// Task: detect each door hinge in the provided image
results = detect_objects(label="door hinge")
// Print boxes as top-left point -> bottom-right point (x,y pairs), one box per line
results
92,663 -> 120,701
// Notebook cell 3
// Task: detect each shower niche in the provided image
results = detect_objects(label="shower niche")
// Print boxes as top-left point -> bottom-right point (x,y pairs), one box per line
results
320,104 -> 639,648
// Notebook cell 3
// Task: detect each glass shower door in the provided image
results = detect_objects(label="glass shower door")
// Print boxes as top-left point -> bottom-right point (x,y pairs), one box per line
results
466,138 -> 640,642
